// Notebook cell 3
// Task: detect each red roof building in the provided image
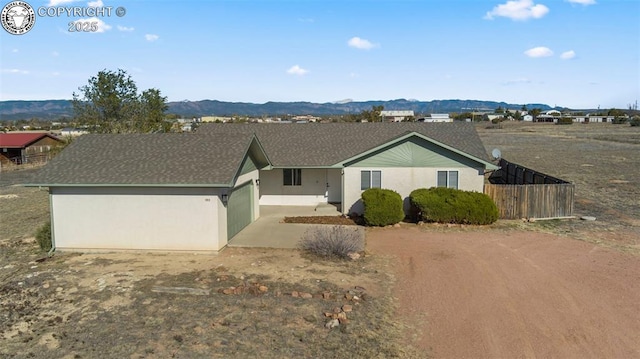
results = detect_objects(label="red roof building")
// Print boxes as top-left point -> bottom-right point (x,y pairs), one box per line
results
0,132 -> 64,166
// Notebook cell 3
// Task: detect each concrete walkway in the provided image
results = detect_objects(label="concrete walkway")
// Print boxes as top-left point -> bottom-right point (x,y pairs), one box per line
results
228,205 -> 362,249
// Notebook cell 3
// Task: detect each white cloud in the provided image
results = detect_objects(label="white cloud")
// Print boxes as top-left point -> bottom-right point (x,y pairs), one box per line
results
52,51 -> 59,57
75,17 -> 111,33
117,25 -> 134,32
524,46 -> 553,57
48,0 -> 78,6
87,0 -> 103,6
566,0 -> 596,5
12,49 -> 18,53
145,34 -> 159,42
348,37 -> 379,50
1,69 -> 29,75
560,50 -> 576,59
485,0 -> 549,21
286,65 -> 309,76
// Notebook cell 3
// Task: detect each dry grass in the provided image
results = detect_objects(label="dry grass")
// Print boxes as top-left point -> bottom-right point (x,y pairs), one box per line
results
478,122 -> 640,252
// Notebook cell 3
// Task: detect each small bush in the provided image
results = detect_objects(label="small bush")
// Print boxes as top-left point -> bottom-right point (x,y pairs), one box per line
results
410,187 -> 499,225
361,188 -> 405,226
612,117 -> 628,125
35,220 -> 52,251
299,226 -> 364,259
629,117 -> 640,127
556,117 -> 573,125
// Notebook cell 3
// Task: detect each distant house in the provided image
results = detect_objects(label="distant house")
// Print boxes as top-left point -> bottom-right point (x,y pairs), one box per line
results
418,114 -> 453,123
380,110 -> 414,122
60,128 -> 89,137
28,123 -> 497,252
523,115 -> 533,122
0,132 -> 64,166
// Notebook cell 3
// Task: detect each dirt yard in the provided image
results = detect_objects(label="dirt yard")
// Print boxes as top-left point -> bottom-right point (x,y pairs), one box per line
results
367,226 -> 640,358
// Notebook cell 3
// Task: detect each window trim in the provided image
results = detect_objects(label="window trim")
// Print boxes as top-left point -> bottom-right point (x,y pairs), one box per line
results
361,170 -> 382,190
283,168 -> 302,186
437,170 -> 459,189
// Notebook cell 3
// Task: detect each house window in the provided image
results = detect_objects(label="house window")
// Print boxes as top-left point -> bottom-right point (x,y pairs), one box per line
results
283,168 -> 302,186
361,170 -> 382,190
437,170 -> 458,189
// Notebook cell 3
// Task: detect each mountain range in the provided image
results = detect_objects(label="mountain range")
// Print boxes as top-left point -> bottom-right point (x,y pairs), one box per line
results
0,99 -> 557,121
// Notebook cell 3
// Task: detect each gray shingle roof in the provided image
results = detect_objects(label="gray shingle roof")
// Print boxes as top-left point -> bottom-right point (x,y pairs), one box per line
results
27,133 -> 256,186
197,122 -> 490,167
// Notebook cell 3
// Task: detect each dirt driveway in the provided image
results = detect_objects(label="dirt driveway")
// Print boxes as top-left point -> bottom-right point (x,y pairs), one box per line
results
367,227 -> 640,358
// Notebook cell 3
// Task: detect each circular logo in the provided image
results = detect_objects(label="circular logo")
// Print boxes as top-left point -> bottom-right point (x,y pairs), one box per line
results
1,1 -> 35,35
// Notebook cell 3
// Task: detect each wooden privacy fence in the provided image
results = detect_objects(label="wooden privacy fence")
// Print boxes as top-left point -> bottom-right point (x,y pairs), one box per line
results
484,183 -> 575,219
485,159 -> 575,219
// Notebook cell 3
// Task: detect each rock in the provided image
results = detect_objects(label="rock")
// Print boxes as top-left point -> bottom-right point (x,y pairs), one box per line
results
393,223 -> 401,228
324,312 -> 333,318
336,312 -> 347,320
347,252 -> 361,260
322,291 -> 332,299
222,288 -> 234,295
345,293 -> 353,301
352,295 -> 360,301
338,317 -> 349,325
333,307 -> 342,314
291,291 -> 299,298
342,304 -> 353,312
300,292 -> 313,299
258,285 -> 268,292
325,319 -> 340,329
43,283 -> 50,289
581,216 -> 597,221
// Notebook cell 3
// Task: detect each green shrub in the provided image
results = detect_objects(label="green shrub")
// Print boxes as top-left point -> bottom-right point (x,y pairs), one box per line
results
556,117 -> 573,125
299,226 -> 364,259
361,188 -> 405,226
410,187 -> 499,225
35,220 -> 52,251
629,117 -> 640,127
612,117 -> 628,125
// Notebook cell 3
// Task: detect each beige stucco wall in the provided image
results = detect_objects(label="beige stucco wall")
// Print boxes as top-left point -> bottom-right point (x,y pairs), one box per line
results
343,167 -> 485,215
258,168 -> 330,205
50,187 -> 226,252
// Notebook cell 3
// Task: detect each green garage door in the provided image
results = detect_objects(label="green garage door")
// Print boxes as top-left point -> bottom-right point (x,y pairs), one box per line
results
227,182 -> 253,240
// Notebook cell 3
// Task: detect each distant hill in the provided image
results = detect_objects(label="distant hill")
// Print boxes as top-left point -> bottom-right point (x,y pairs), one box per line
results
0,99 -> 556,121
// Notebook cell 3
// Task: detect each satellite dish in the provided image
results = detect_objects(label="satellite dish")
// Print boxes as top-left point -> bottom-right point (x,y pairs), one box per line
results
491,148 -> 502,160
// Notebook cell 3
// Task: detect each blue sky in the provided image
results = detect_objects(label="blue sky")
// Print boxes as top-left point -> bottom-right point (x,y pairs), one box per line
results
1,0 -> 638,109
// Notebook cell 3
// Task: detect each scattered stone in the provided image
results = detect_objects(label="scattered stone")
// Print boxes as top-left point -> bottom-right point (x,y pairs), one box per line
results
323,312 -> 333,318
300,292 -> 313,299
336,312 -> 347,320
43,283 -> 50,289
333,307 -> 342,314
291,291 -> 299,298
322,291 -> 332,300
342,304 -> 353,312
581,216 -> 597,221
258,285 -> 268,292
393,223 -> 401,228
325,319 -> 340,329
347,252 -> 361,261
338,317 -> 349,325
152,286 -> 211,296
55,287 -> 63,292
345,293 -> 353,301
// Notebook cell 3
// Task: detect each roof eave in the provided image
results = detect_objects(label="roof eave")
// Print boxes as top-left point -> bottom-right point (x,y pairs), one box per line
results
22,183 -> 233,188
